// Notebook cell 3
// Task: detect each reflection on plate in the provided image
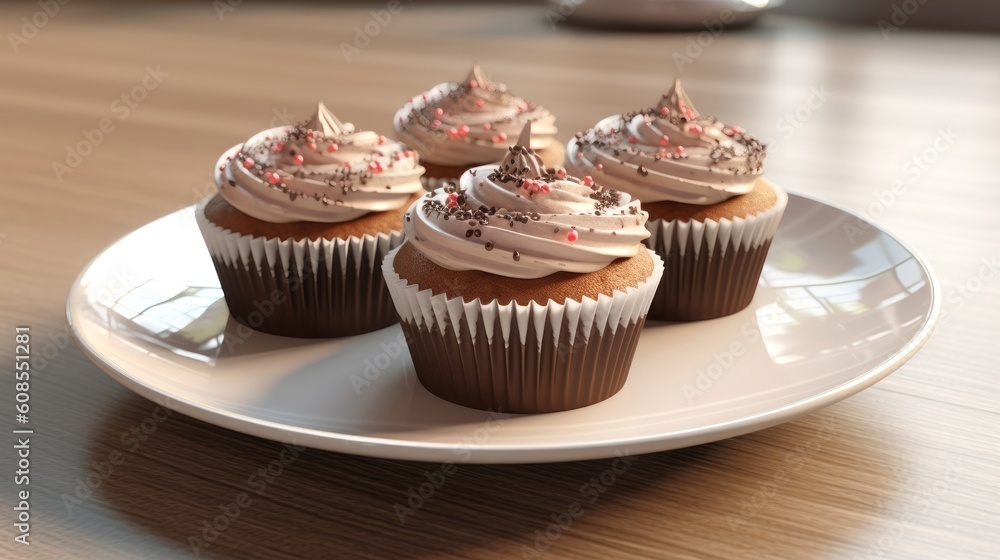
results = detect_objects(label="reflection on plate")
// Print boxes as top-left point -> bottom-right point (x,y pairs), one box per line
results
68,193 -> 938,464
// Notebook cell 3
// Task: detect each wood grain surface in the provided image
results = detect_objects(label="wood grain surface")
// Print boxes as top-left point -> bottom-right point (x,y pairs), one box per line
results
1,2 -> 998,559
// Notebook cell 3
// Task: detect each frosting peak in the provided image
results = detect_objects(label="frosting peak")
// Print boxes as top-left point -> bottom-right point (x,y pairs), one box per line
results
566,79 -> 766,205
404,124 -> 649,279
214,103 -> 424,223
466,63 -> 489,89
393,65 -> 558,166
307,101 -> 350,137
498,123 -> 547,178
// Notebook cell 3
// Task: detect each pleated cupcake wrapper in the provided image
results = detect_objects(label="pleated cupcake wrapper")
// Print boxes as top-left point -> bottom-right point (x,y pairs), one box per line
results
644,188 -> 788,322
644,187 -> 788,259
195,198 -> 404,338
381,248 -> 664,413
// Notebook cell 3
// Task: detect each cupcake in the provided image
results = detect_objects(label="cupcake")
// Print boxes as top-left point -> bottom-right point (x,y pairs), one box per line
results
393,64 -> 563,188
382,123 -> 663,413
566,79 -> 787,321
197,102 -> 425,338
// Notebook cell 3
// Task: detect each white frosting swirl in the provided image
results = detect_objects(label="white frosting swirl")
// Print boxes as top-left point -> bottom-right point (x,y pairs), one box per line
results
215,102 -> 424,223
404,124 -> 649,279
565,79 -> 766,205
393,64 -> 558,166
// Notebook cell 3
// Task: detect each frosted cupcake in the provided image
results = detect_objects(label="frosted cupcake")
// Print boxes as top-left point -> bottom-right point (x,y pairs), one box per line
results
197,102 -> 425,338
393,64 -> 563,187
382,124 -> 663,413
566,79 -> 787,321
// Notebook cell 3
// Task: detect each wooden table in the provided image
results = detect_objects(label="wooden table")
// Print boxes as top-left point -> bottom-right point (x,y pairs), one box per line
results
2,3 -> 998,558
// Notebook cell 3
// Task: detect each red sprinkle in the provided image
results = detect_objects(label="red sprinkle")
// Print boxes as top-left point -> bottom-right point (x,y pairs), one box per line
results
660,107 -> 669,116
266,172 -> 280,184
582,175 -> 594,187
434,107 -> 444,117
292,154 -> 304,165
567,230 -> 579,243
327,143 -> 339,153
595,163 -> 604,171
687,124 -> 703,135
659,135 -> 670,146
369,161 -> 383,173
243,157 -> 255,168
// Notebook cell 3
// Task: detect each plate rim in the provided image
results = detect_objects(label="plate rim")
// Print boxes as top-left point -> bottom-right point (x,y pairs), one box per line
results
67,191 -> 941,463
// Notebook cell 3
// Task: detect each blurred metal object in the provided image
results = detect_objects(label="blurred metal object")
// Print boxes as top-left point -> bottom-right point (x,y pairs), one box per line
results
546,0 -> 784,29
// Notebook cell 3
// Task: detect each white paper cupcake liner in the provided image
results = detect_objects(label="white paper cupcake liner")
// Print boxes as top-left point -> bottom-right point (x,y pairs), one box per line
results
382,248 -> 663,348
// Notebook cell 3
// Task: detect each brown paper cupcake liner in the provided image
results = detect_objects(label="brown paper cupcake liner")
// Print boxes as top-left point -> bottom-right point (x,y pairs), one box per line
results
196,199 -> 405,338
647,233 -> 773,321
644,187 -> 787,322
382,248 -> 664,413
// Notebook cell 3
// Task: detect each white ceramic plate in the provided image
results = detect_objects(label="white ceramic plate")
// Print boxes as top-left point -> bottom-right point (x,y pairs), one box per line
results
68,193 -> 938,464
545,0 -> 785,29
